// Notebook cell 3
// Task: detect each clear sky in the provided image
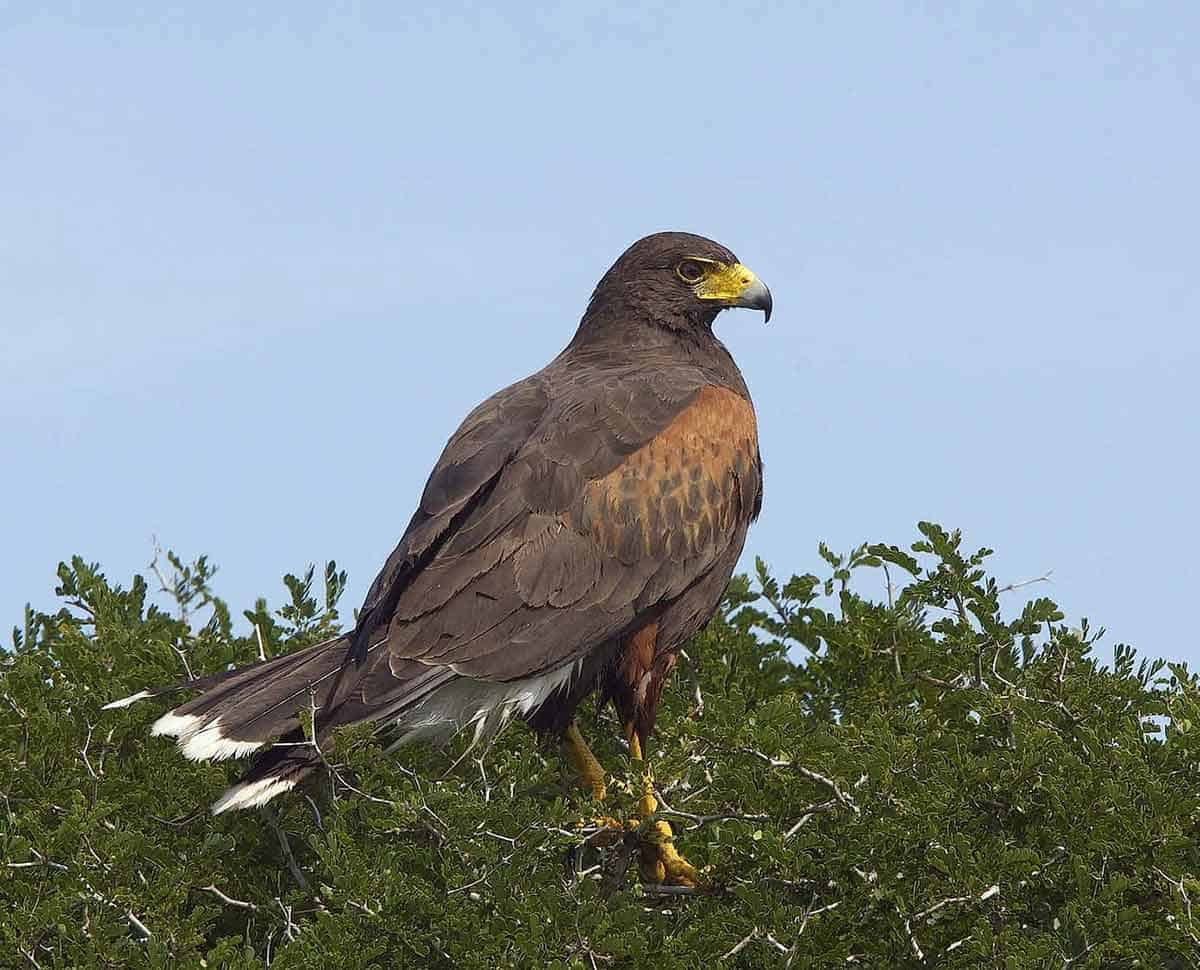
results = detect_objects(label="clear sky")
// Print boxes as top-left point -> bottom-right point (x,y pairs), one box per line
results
3,3 -> 1197,668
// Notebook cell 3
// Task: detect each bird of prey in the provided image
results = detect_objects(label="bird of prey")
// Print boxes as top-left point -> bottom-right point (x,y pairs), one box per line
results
106,230 -> 771,884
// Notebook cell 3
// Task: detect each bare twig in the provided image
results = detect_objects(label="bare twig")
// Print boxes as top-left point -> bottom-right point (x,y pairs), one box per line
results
783,799 -> 839,839
1061,940 -> 1098,968
652,788 -> 769,830
201,884 -> 259,911
641,883 -> 727,897
476,757 -> 493,802
905,916 -> 925,960
447,867 -> 497,895
148,539 -> 199,679
997,571 -> 1053,594
303,794 -> 323,830
260,805 -> 309,893
905,885 -> 1000,962
149,808 -> 205,828
79,722 -> 100,781
306,686 -> 397,808
951,591 -> 984,689
883,563 -> 902,679
9,849 -> 67,872
783,895 -> 828,968
34,841 -> 154,942
95,727 -> 115,776
763,933 -> 788,953
991,644 -> 1019,691
742,749 -> 860,816
916,671 -> 970,692
123,911 -> 152,942
276,899 -> 299,942
793,765 -> 859,814
722,928 -> 758,959
1154,866 -> 1199,945
913,893 -> 976,921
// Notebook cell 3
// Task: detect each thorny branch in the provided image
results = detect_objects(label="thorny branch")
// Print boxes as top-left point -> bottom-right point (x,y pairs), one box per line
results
913,885 -> 998,922
903,885 -> 1000,963
305,688 -> 398,809
79,722 -> 100,781
148,540 -> 196,680
652,788 -> 769,830
741,748 -> 860,815
643,883 -> 727,898
951,591 -> 983,689
1154,866 -> 1200,946
782,798 -> 839,839
9,848 -> 153,941
260,804 -> 309,893
202,884 -> 259,911
784,897 -> 841,968
997,571 -> 1053,594
721,928 -> 758,960
882,562 -> 902,679
725,896 -> 841,964
1061,940 -> 1099,968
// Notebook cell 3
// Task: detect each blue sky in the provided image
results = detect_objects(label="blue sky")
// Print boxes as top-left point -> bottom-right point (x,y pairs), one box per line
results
3,3 -> 1197,668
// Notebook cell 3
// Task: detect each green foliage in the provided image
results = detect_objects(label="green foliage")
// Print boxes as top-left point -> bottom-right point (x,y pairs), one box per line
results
2,525 -> 1198,968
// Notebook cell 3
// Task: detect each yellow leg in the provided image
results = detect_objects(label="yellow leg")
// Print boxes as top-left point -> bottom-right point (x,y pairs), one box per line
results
624,721 -> 702,887
563,721 -> 607,801
625,721 -> 643,762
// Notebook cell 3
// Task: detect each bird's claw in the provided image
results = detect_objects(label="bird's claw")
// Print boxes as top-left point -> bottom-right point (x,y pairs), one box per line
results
637,818 -> 703,886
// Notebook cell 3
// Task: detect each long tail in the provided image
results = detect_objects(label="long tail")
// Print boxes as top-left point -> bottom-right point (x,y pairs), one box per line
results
103,634 -> 447,813
105,634 -> 579,814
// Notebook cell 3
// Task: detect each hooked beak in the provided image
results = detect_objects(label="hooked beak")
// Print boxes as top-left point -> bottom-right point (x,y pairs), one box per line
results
694,261 -> 774,323
730,276 -> 772,323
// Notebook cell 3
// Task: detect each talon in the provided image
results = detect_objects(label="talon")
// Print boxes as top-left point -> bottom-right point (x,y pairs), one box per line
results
574,815 -> 625,848
623,728 -> 705,888
573,815 -> 622,831
638,818 -> 703,887
635,777 -> 657,819
564,718 -> 707,890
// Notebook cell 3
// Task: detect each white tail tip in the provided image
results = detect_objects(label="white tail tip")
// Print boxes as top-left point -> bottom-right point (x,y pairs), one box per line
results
151,710 -> 202,739
211,775 -> 297,814
102,689 -> 152,710
150,712 -> 264,761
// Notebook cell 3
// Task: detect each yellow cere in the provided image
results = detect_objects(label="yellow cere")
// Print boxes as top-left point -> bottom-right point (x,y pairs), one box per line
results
693,261 -> 760,302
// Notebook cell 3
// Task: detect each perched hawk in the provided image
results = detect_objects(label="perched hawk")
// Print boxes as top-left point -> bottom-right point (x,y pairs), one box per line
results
107,232 -> 771,837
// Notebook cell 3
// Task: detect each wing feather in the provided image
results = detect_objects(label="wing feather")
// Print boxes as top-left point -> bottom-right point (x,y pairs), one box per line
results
356,368 -> 760,688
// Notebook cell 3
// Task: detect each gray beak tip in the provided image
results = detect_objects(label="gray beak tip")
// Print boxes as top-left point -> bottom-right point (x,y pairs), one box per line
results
739,278 -> 773,323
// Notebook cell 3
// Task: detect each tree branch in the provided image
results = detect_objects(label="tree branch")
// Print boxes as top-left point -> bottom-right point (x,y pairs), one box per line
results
201,884 -> 259,910
260,805 -> 309,893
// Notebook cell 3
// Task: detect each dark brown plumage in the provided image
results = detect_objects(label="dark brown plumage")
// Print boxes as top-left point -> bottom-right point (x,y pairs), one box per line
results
105,231 -> 771,812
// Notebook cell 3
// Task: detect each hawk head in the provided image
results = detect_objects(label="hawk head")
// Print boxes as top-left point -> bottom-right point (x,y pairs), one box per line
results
586,231 -> 772,332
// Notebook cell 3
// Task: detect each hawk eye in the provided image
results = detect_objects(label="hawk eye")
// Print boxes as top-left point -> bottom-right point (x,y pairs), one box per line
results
676,260 -> 706,284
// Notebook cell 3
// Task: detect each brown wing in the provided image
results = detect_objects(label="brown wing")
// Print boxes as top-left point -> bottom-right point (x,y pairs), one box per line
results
360,364 -> 760,687
349,375 -> 550,653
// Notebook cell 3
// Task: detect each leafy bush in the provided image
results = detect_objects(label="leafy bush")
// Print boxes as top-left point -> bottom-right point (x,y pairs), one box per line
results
3,524 -> 1198,968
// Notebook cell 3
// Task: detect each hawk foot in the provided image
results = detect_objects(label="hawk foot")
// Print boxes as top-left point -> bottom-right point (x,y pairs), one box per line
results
637,817 -> 702,887
563,720 -> 706,888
